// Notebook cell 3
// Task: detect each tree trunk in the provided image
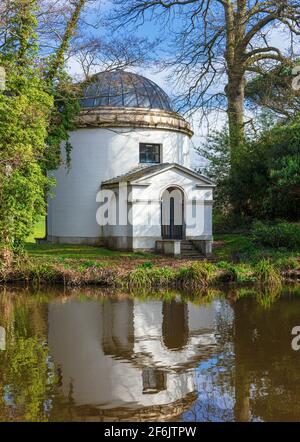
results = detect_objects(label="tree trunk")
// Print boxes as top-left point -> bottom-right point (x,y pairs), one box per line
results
227,71 -> 245,163
226,72 -> 246,214
47,0 -> 86,82
225,0 -> 247,162
223,1 -> 248,213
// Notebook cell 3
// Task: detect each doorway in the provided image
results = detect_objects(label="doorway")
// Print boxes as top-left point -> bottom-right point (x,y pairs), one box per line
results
161,187 -> 185,240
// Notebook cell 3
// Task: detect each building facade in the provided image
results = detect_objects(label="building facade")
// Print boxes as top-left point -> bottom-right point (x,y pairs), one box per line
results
47,70 -> 214,255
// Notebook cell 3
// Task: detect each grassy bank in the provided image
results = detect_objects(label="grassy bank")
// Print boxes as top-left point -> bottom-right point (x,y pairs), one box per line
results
1,219 -> 300,288
0,235 -> 298,288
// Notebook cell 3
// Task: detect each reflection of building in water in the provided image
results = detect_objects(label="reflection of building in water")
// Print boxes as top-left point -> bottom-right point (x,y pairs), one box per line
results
48,298 -> 217,421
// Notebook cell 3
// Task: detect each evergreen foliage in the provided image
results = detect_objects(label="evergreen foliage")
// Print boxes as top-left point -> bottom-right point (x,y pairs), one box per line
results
0,1 -> 81,264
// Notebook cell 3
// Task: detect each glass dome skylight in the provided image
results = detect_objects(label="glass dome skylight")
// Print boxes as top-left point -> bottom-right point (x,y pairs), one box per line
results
81,70 -> 173,111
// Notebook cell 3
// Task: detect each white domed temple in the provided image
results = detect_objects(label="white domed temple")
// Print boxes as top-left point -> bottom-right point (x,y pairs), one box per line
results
47,70 -> 214,256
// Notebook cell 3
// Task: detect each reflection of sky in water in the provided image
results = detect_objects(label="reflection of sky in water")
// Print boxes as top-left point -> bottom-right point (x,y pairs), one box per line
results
182,354 -> 235,422
4,386 -> 15,407
182,300 -> 236,422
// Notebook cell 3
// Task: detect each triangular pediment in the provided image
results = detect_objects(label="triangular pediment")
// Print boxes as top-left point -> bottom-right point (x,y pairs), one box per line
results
101,163 -> 215,188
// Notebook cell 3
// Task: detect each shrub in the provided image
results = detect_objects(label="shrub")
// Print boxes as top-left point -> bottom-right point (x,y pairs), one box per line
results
77,261 -> 105,272
26,262 -> 62,284
274,256 -> 300,270
217,261 -> 256,283
254,259 -> 282,286
149,267 -> 176,285
79,260 -> 103,269
214,211 -> 252,234
177,262 -> 216,287
126,267 -> 176,288
138,261 -> 153,269
252,221 -> 300,249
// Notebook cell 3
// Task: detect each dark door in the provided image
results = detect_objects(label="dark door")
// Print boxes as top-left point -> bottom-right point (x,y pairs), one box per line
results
161,196 -> 184,240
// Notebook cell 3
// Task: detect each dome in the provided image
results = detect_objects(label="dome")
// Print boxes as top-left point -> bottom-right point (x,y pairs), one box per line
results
80,70 -> 173,111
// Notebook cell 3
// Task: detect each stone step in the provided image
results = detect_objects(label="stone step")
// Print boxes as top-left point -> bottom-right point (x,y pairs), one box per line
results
181,247 -> 200,252
180,251 -> 204,257
181,254 -> 204,258
180,239 -> 204,258
156,239 -> 214,260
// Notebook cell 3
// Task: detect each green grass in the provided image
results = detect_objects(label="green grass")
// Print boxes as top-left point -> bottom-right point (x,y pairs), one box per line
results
25,224 -> 300,268
25,216 -> 154,261
25,243 -> 154,260
27,216 -> 46,243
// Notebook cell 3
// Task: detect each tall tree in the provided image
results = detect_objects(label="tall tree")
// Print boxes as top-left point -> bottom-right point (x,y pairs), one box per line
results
111,0 -> 300,161
0,0 -> 53,265
0,0 -> 90,264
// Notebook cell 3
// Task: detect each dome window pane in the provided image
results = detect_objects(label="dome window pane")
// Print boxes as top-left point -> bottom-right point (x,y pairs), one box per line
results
80,71 -> 172,111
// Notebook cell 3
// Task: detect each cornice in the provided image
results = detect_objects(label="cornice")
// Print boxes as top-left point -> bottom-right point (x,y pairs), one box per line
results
75,106 -> 194,138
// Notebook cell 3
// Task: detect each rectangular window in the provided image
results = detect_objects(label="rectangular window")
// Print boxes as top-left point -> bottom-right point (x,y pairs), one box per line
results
139,143 -> 161,164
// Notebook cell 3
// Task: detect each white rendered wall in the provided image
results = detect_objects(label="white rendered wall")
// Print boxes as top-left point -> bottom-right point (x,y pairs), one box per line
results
47,127 -> 190,240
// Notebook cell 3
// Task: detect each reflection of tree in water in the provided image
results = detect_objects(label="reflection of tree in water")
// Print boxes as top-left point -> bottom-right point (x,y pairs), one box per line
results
0,291 -> 59,422
233,296 -> 300,422
183,293 -> 300,422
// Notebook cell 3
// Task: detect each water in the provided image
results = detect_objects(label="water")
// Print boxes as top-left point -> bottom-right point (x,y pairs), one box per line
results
0,285 -> 300,422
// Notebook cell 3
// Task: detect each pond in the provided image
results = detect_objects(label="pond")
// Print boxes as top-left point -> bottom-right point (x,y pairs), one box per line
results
0,285 -> 300,422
